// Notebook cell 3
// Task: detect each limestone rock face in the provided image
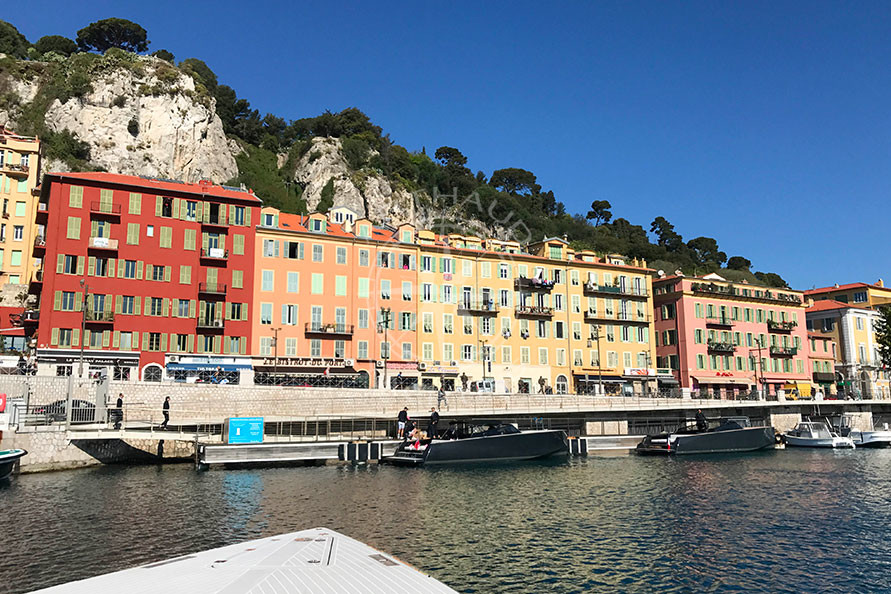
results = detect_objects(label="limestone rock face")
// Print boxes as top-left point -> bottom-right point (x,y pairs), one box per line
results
292,137 -> 423,226
43,59 -> 237,182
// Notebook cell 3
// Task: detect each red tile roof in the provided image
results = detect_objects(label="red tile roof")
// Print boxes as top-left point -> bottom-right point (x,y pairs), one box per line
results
806,299 -> 853,312
805,282 -> 886,295
45,172 -> 261,203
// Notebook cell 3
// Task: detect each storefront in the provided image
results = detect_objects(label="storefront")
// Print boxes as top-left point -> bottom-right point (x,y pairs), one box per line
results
383,361 -> 420,390
813,372 -> 836,396
623,368 -> 659,396
692,375 -> 755,399
419,364 -> 459,391
573,373 -> 626,395
165,355 -> 252,384
36,349 -> 141,381
251,357 -> 366,388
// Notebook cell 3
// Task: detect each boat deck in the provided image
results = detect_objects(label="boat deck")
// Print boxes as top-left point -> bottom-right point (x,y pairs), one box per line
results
32,527 -> 457,593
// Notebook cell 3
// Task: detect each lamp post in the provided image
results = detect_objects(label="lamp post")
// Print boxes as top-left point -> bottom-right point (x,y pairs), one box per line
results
271,327 -> 280,384
78,279 -> 89,378
751,337 -> 765,400
379,308 -> 392,389
480,339 -> 488,383
588,325 -> 603,396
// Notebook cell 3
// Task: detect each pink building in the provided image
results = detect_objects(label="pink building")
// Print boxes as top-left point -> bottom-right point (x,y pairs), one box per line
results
653,274 -> 809,398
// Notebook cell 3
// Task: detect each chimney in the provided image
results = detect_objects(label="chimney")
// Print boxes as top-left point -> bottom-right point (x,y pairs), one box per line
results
878,279 -> 884,287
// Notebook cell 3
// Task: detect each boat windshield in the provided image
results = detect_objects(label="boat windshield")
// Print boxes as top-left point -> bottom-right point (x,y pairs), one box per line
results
797,423 -> 832,439
468,423 -> 521,437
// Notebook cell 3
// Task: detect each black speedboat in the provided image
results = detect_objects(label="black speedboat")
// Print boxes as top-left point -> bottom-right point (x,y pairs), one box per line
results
382,422 -> 568,466
636,417 -> 775,455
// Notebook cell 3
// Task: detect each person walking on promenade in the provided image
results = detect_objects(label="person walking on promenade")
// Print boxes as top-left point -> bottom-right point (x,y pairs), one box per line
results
538,376 -> 546,394
437,386 -> 448,410
114,392 -> 124,429
161,396 -> 170,429
427,407 -> 440,439
397,407 -> 409,438
695,409 -> 708,432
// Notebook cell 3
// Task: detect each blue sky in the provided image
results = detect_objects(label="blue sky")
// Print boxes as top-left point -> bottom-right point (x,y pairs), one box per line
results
13,1 -> 891,289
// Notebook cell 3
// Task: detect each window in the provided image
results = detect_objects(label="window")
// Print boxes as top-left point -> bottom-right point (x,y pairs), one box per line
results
126,223 -> 140,245
312,273 -> 324,294
150,297 -> 163,316
311,339 -> 322,357
60,291 -> 76,311
499,263 -> 509,279
233,206 -> 246,225
262,270 -> 274,291
59,329 -> 73,347
263,240 -> 277,257
10,250 -> 21,266
151,265 -> 165,282
358,309 -> 369,329
281,304 -> 298,325
853,291 -> 868,303
336,247 -> 347,264
422,256 -> 433,272
443,314 -> 453,334
359,250 -> 369,267
12,225 -> 22,241
381,279 -> 390,299
462,345 -> 474,361
260,303 -> 272,325
177,300 -> 190,317
538,348 -> 549,365
856,317 -> 864,330
286,272 -> 299,293
403,281 -> 412,301
259,337 -> 272,356
147,225 -> 154,237
402,342 -> 412,360
232,270 -> 244,289
66,217 -> 81,239
335,276 -> 347,296
312,244 -> 323,262
443,285 -> 453,303
231,303 -> 243,320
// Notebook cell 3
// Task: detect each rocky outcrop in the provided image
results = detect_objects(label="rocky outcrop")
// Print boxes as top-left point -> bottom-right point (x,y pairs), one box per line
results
0,54 -> 237,183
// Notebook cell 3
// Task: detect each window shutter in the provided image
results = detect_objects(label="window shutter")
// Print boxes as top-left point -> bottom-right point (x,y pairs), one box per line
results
240,338 -> 246,355
244,207 -> 251,227
146,264 -> 153,280
51,328 -> 59,346
104,298 -> 112,314
155,196 -> 163,217
298,243 -> 305,260
90,220 -> 98,237
274,240 -> 279,257
188,334 -> 195,352
195,201 -> 203,221
76,256 -> 84,276
131,331 -> 139,348
162,298 -> 169,317
219,204 -> 227,224
164,266 -> 171,282
56,254 -> 64,274
279,304 -> 286,324
136,261 -> 143,280
74,292 -> 82,312
189,300 -> 196,318
113,331 -> 120,348
241,304 -> 248,321
213,335 -> 221,354
214,304 -> 223,322
439,257 -> 444,272
72,329 -> 80,347
160,333 -> 168,351
411,313 -> 417,331
172,198 -> 180,218
142,333 -> 149,351
202,233 -> 209,251
199,301 -> 206,320
115,295 -> 122,314
134,296 -> 141,315
117,261 -> 125,278
108,258 -> 116,277
144,298 -> 151,316
102,331 -> 110,348
202,202 -> 210,223
88,256 -> 95,276
228,206 -> 235,225
53,291 -> 62,310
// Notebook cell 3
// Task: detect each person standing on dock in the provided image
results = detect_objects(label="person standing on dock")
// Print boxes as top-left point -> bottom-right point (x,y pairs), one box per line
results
161,397 -> 170,429
114,393 -> 124,429
397,407 -> 409,438
427,407 -> 440,439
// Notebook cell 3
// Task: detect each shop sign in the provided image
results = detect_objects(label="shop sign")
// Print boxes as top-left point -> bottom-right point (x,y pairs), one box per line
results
257,357 -> 351,368
386,361 -> 418,371
624,368 -> 656,376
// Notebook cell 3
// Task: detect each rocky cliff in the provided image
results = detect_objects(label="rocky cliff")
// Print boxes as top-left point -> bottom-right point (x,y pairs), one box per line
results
0,51 -> 237,183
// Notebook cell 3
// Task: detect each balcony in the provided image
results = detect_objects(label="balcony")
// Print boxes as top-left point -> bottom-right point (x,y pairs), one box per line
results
28,269 -> 43,292
457,300 -> 498,315
89,201 -> 122,218
200,247 -> 229,261
84,310 -> 115,324
514,276 -> 555,292
36,202 -> 48,223
201,215 -> 228,230
515,305 -> 553,318
706,315 -> 734,327
707,340 -> 736,354
33,235 -> 46,256
615,311 -> 651,324
198,282 -> 227,296
0,162 -> 29,177
767,320 -> 797,332
87,237 -> 119,251
10,309 -> 39,327
304,322 -> 354,337
584,283 -> 649,298
197,318 -> 225,332
813,371 -> 836,383
770,346 -> 797,357
690,282 -> 803,305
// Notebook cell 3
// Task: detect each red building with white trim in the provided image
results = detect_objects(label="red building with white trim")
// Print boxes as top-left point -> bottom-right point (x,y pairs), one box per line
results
31,173 -> 260,381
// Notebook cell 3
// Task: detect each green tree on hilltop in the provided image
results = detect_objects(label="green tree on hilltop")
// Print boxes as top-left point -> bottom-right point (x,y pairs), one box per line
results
35,35 -> 78,57
874,306 -> 891,370
0,20 -> 30,58
727,256 -> 752,271
586,200 -> 612,226
77,18 -> 149,53
179,58 -> 218,90
151,49 -> 174,62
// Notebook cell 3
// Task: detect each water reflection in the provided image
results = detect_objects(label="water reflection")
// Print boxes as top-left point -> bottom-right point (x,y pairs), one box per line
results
2,451 -> 891,593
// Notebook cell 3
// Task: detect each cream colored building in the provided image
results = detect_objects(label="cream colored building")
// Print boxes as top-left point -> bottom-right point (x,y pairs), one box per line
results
0,128 -> 41,287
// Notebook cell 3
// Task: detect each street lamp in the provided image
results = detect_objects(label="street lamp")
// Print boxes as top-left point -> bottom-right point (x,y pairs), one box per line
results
271,327 -> 280,384
378,307 -> 392,389
480,339 -> 488,383
751,337 -> 765,400
587,325 -> 603,396
78,279 -> 89,378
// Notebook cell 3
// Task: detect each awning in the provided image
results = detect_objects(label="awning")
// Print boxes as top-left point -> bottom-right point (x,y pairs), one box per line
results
657,377 -> 680,385
574,375 -> 625,384
166,363 -> 252,371
813,372 -> 835,383
692,376 -> 755,386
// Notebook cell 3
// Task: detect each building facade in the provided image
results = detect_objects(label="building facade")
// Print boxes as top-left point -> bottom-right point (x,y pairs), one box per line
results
0,128 -> 41,287
654,273 -> 810,397
30,173 -> 260,381
805,299 -> 888,398
807,332 -> 837,396
806,280 -> 891,309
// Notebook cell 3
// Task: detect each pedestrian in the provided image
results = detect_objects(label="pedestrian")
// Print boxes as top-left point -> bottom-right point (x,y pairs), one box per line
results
16,354 -> 26,375
538,376 -> 546,394
397,406 -> 409,438
427,407 -> 440,439
695,409 -> 708,432
437,386 -> 448,410
161,396 -> 170,429
460,373 -> 469,392
114,392 -> 124,429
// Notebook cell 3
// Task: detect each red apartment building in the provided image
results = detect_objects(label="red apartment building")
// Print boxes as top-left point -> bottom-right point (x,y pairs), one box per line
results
31,173 -> 260,381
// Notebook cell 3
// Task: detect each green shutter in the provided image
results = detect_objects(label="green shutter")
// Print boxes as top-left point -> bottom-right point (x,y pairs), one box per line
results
117,261 -> 125,278
188,334 -> 194,352
72,329 -> 79,347
228,206 -> 235,225
202,232 -> 209,251
241,304 -> 248,321
136,261 -> 143,280
189,300 -> 196,318
115,295 -> 122,314
90,220 -> 98,237
172,198 -> 180,219
142,332 -> 149,351
102,331 -> 110,348
155,196 -> 163,217
129,193 -> 141,215
162,297 -> 169,317
219,204 -> 227,225
74,292 -> 82,312
199,301 -> 206,320
107,258 -> 116,277
164,266 -> 171,282
134,296 -> 141,315
132,331 -> 139,349
160,333 -> 167,351
88,256 -> 95,276
76,256 -> 84,276
54,291 -> 62,310
113,331 -> 120,348
244,207 -> 251,227
202,202 -> 210,223
213,335 -> 221,353
51,328 -> 59,346
144,297 -> 151,316
195,201 -> 203,221
240,337 -> 246,354
56,254 -> 64,274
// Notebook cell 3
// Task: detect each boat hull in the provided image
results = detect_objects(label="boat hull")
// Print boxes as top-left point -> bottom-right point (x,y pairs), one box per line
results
0,449 -> 27,480
384,430 -> 569,465
637,427 -> 776,455
784,435 -> 855,448
851,430 -> 891,448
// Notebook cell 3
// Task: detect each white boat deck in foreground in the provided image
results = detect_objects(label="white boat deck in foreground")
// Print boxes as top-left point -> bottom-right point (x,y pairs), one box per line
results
32,527 -> 457,594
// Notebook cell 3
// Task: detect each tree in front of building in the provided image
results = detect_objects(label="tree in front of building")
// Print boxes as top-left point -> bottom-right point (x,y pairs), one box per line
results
77,18 -> 149,53
874,306 -> 891,369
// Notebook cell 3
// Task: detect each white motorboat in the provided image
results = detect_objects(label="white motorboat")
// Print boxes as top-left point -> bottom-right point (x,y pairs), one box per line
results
784,421 -> 855,448
31,527 -> 457,593
833,414 -> 891,448
0,448 -> 26,480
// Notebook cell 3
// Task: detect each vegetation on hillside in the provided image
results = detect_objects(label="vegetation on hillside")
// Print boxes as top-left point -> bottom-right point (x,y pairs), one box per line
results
0,17 -> 788,287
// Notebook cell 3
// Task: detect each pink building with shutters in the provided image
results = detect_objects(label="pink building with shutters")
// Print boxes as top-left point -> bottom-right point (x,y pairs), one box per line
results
653,274 -> 809,397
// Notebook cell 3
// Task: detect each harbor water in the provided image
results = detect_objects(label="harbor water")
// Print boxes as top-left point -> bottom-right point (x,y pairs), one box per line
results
2,449 -> 891,593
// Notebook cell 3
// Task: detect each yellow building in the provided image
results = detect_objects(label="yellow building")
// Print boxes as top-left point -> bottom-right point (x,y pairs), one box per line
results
251,207 -> 658,394
806,280 -> 891,309
0,128 -> 41,287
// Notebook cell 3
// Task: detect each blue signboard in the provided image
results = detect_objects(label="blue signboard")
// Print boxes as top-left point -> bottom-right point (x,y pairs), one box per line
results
227,417 -> 264,444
